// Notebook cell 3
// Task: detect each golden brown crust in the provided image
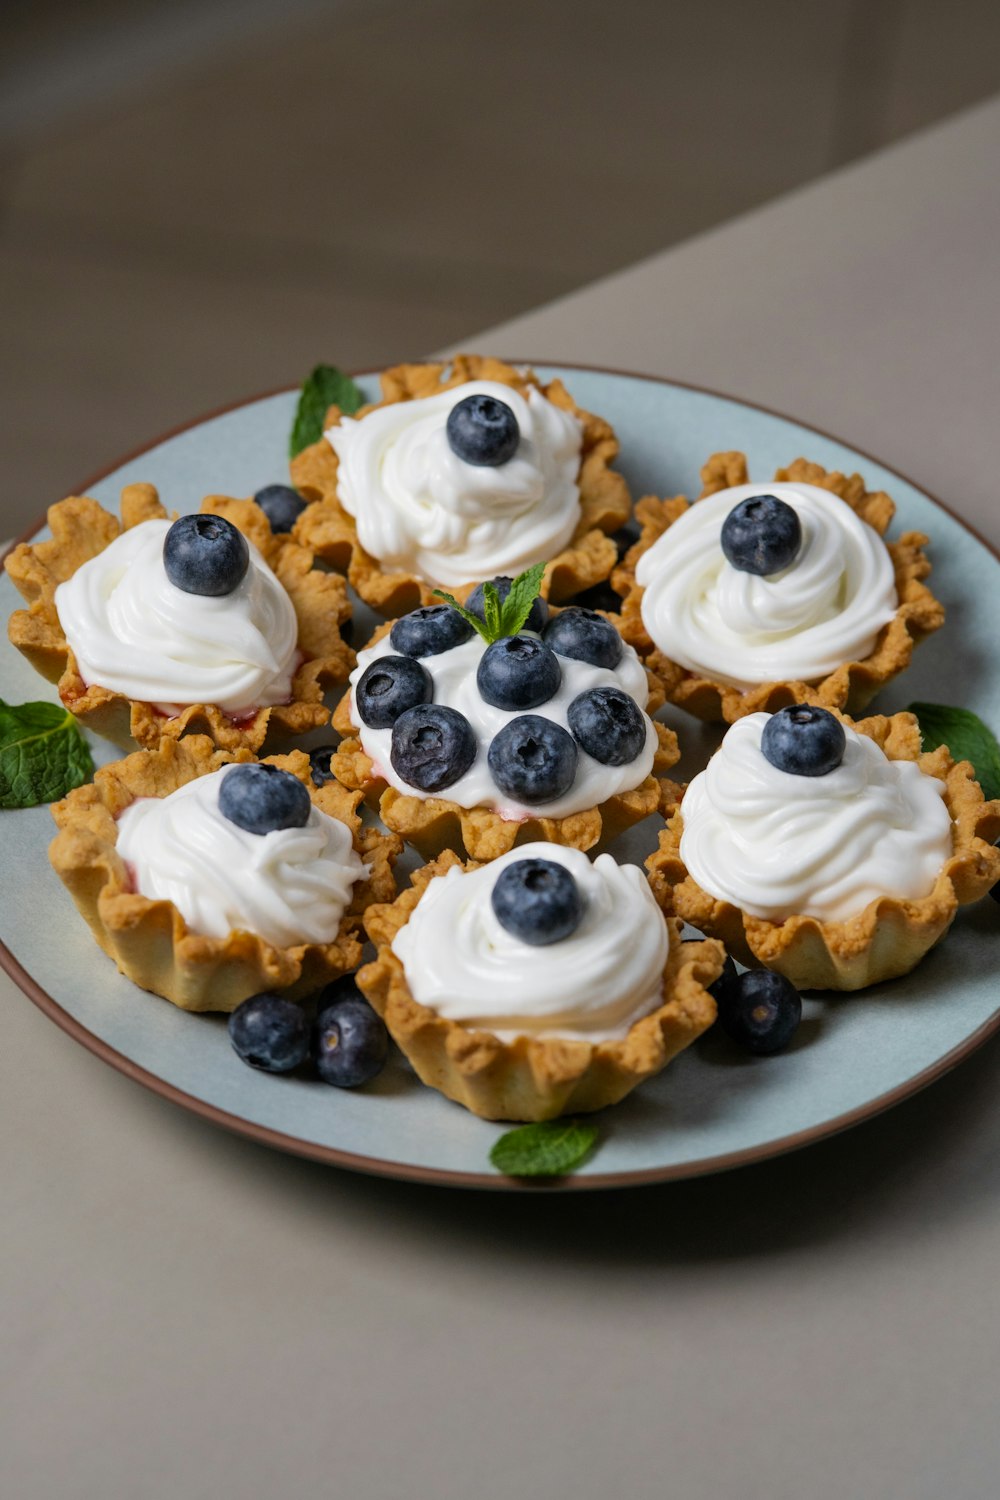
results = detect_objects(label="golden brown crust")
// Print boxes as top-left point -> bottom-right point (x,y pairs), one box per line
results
290,355 -> 632,616
49,735 -> 401,1012
358,852 -> 724,1121
6,488 -> 355,751
326,619 -> 680,860
646,710 -> 1000,991
612,452 -> 945,724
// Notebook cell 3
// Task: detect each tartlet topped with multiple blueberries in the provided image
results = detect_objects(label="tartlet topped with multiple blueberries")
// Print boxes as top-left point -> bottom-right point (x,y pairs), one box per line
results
6,355 -> 1000,1166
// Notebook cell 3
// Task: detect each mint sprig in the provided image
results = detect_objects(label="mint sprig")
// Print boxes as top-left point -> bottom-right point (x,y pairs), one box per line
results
433,561 -> 547,645
907,702 -> 1000,800
489,1118 -> 599,1178
289,364 -> 365,457
0,699 -> 94,809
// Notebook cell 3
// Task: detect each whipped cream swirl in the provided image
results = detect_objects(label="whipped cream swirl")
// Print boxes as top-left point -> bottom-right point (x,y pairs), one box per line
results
392,843 -> 670,1042
635,482 -> 898,689
329,380 -> 584,587
55,518 -> 299,716
116,765 -> 368,947
680,713 -> 952,922
350,630 -> 657,820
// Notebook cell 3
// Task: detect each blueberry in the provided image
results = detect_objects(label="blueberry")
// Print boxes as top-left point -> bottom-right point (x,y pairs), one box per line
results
717,969 -> 802,1055
543,607 -> 623,669
761,705 -> 846,777
254,483 -> 306,534
389,604 -> 474,658
567,686 -> 646,766
308,744 -> 337,787
315,986 -> 389,1088
466,577 -> 548,634
356,655 -> 432,729
390,704 -> 477,792
228,993 -> 310,1073
570,580 -> 623,614
477,635 -> 561,711
720,493 -> 802,576
611,521 -> 640,561
218,762 -> 312,834
488,715 -> 578,804
491,858 -> 584,946
163,513 -> 250,596
446,393 -> 520,467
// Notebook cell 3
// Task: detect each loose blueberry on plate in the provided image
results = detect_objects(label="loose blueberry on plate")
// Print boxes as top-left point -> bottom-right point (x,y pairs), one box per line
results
761,704 -> 846,777
543,607 -> 623,669
219,762 -> 313,834
390,604 -> 475,658
254,483 -> 306,534
720,493 -> 802,576
466,576 -> 548,634
314,984 -> 389,1088
391,704 -> 477,792
229,993 -> 311,1073
488,715 -> 578,803
477,635 -> 561,711
356,655 -> 432,729
717,969 -> 802,1055
611,520 -> 641,561
567,580 -> 623,615
446,393 -> 520,467
567,686 -> 646,766
163,513 -> 250,596
491,858 -> 584,946
308,744 -> 338,787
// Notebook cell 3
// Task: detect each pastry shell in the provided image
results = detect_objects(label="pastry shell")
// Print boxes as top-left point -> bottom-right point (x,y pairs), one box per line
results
290,355 -> 633,616
646,710 -> 1000,991
327,621 -> 682,861
358,851 -> 724,1121
49,735 -> 401,1012
6,487 -> 355,752
613,452 -> 945,724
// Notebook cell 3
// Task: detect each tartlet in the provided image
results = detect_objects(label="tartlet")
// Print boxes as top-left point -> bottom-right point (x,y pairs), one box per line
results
290,355 -> 633,616
327,615 -> 682,861
6,486 -> 354,752
49,735 -> 400,1012
613,451 -> 944,723
647,709 -> 1000,990
358,849 -> 724,1121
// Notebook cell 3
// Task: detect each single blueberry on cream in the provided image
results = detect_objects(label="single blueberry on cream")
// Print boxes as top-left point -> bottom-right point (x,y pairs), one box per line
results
54,516 -> 299,717
391,844 -> 670,1043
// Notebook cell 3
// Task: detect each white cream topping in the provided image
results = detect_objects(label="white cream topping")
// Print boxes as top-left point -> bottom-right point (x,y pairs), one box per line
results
54,518 -> 299,717
350,631 -> 657,821
634,482 -> 898,689
392,843 -> 670,1043
116,765 -> 368,948
329,380 -> 584,587
679,713 -> 952,923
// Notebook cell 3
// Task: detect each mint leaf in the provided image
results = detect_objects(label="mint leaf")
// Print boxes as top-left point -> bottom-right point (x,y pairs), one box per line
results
289,364 -> 365,458
498,561 -> 547,637
908,702 -> 1000,801
489,1119 -> 600,1178
431,589 -> 493,643
482,581 -> 502,640
0,699 -> 94,809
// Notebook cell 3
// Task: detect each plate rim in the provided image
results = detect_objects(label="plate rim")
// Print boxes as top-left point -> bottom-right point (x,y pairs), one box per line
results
4,359 -> 999,1192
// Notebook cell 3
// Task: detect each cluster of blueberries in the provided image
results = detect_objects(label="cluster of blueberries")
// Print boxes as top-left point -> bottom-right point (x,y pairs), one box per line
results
356,585 -> 647,805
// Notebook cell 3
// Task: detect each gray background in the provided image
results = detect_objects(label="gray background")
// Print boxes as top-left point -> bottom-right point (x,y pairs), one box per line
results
3,98 -> 1000,1498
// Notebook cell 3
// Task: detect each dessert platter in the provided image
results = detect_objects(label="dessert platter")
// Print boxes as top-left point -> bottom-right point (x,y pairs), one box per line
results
2,359 -> 999,1189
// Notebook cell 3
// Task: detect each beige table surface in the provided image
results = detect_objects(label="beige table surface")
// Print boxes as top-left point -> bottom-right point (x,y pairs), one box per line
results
4,98 -> 1000,1500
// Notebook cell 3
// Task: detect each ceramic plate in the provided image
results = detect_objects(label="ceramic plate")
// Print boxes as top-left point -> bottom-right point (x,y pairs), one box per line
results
3,364 -> 998,1190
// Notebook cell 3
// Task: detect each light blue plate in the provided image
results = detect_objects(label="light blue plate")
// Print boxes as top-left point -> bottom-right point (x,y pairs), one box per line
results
2,365 -> 998,1189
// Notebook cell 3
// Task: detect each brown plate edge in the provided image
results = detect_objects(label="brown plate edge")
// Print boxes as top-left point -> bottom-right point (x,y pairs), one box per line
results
3,359 -> 999,1192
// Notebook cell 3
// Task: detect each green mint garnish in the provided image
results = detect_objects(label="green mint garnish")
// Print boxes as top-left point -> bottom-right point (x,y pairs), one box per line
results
907,702 -> 1000,801
433,561 -> 547,645
289,364 -> 365,458
0,699 -> 94,810
489,1118 -> 600,1178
